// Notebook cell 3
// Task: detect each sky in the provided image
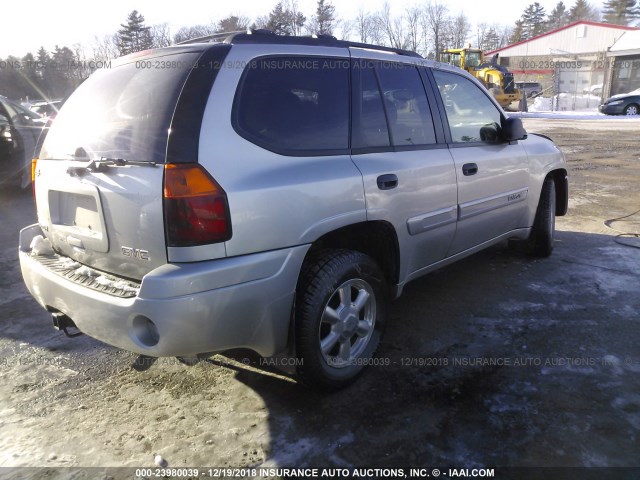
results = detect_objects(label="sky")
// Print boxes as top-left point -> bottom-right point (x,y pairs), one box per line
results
1,0 -> 606,58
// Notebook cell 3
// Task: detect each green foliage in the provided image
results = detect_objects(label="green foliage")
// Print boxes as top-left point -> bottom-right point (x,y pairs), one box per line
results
265,1 -> 306,36
568,0 -> 600,22
547,2 -> 570,30
602,0 -> 639,25
314,0 -> 336,35
521,3 -> 548,39
116,10 -> 153,56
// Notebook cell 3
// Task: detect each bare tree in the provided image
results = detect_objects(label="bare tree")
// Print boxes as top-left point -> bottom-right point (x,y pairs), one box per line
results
450,13 -> 471,48
422,1 -> 449,59
379,2 -> 407,49
173,24 -> 216,44
354,8 -> 374,43
335,18 -> 354,40
150,23 -> 172,48
497,25 -> 513,49
406,6 -> 422,52
284,0 -> 306,36
92,34 -> 119,62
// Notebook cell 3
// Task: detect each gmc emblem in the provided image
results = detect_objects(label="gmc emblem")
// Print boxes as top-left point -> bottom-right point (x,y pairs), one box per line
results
121,246 -> 150,261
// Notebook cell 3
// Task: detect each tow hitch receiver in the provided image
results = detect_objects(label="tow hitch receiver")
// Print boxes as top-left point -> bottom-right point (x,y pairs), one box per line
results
51,312 -> 84,338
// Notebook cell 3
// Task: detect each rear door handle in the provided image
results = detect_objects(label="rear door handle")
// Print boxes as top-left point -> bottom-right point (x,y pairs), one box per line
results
377,174 -> 398,190
462,163 -> 478,176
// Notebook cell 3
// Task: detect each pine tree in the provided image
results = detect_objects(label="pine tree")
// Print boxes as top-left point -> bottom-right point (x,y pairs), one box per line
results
510,20 -> 525,43
217,15 -> 251,33
521,3 -> 547,39
314,0 -> 336,35
547,1 -> 570,30
483,28 -> 501,51
602,0 -> 639,25
116,10 -> 153,56
568,0 -> 600,22
266,1 -> 306,36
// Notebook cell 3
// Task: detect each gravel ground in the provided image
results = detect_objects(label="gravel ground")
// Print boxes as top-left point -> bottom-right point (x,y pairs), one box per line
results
0,118 -> 639,478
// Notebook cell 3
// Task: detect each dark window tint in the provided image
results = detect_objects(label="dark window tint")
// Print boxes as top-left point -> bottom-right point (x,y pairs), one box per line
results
235,57 -> 349,154
41,52 -> 200,162
375,63 -> 436,146
352,65 -> 390,149
432,70 -> 502,144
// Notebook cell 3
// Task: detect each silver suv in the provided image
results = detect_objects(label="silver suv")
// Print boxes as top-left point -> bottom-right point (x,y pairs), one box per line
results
19,31 -> 568,390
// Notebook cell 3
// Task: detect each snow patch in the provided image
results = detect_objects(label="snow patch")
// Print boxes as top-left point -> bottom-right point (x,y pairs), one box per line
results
94,276 -> 139,293
29,235 -> 54,256
58,258 -> 80,269
75,266 -> 97,277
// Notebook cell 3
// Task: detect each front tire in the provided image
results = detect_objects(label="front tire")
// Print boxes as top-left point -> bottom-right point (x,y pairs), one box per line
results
295,250 -> 387,391
527,177 -> 556,257
624,104 -> 639,116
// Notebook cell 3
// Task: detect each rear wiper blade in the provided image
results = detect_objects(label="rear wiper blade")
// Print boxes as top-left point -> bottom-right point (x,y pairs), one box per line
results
95,157 -> 158,168
67,157 -> 157,177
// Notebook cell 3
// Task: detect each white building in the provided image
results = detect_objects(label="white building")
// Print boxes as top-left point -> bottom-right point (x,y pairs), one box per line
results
486,21 -> 638,95
606,29 -> 640,96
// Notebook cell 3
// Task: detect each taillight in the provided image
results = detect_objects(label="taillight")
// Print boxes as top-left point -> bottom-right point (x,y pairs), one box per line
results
31,158 -> 38,206
163,164 -> 232,247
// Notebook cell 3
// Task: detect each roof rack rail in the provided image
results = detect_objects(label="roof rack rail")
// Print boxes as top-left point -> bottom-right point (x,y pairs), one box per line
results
223,29 -> 422,58
176,30 -> 247,45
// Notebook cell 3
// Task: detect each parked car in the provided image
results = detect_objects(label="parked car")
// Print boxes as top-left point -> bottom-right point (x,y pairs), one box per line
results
19,32 -> 568,390
30,100 -> 63,124
599,88 -> 640,115
584,84 -> 603,97
515,81 -> 542,98
0,96 -> 43,188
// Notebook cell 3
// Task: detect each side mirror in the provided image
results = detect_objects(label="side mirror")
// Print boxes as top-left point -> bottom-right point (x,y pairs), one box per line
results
480,122 -> 500,143
503,116 -> 527,142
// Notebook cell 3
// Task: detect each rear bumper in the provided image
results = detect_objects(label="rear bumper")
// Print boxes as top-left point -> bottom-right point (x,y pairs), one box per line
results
19,224 -> 309,357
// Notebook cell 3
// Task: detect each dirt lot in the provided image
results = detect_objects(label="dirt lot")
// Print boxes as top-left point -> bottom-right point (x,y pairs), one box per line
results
0,118 -> 639,477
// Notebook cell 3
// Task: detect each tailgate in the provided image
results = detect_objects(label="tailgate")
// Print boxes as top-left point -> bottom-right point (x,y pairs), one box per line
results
34,50 -> 206,280
34,160 -> 165,280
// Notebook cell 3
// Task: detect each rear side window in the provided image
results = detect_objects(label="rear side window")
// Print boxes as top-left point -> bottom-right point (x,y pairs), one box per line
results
233,56 -> 349,155
352,65 -> 390,149
352,61 -> 436,150
375,63 -> 436,146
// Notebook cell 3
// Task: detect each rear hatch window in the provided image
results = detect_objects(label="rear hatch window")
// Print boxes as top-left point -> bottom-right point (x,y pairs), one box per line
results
40,51 -> 200,163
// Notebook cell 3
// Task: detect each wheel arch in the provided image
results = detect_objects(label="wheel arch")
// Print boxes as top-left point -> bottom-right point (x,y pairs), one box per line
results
297,220 -> 400,291
548,168 -> 568,216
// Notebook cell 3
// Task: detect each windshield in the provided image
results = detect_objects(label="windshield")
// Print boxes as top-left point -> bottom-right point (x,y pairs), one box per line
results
40,51 -> 200,162
442,52 -> 461,67
464,51 -> 483,68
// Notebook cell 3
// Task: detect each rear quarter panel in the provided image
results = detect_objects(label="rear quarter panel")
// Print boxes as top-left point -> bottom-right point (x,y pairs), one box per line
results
197,45 -> 367,257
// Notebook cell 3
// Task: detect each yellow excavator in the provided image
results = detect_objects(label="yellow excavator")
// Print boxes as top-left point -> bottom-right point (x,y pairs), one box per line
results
440,47 -> 521,108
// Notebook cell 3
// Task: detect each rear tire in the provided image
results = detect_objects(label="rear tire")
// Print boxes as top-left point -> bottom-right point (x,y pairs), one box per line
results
527,177 -> 556,257
295,250 -> 387,391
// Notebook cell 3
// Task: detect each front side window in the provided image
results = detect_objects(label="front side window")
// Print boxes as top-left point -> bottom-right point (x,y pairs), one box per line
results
432,70 -> 503,144
234,56 -> 349,154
